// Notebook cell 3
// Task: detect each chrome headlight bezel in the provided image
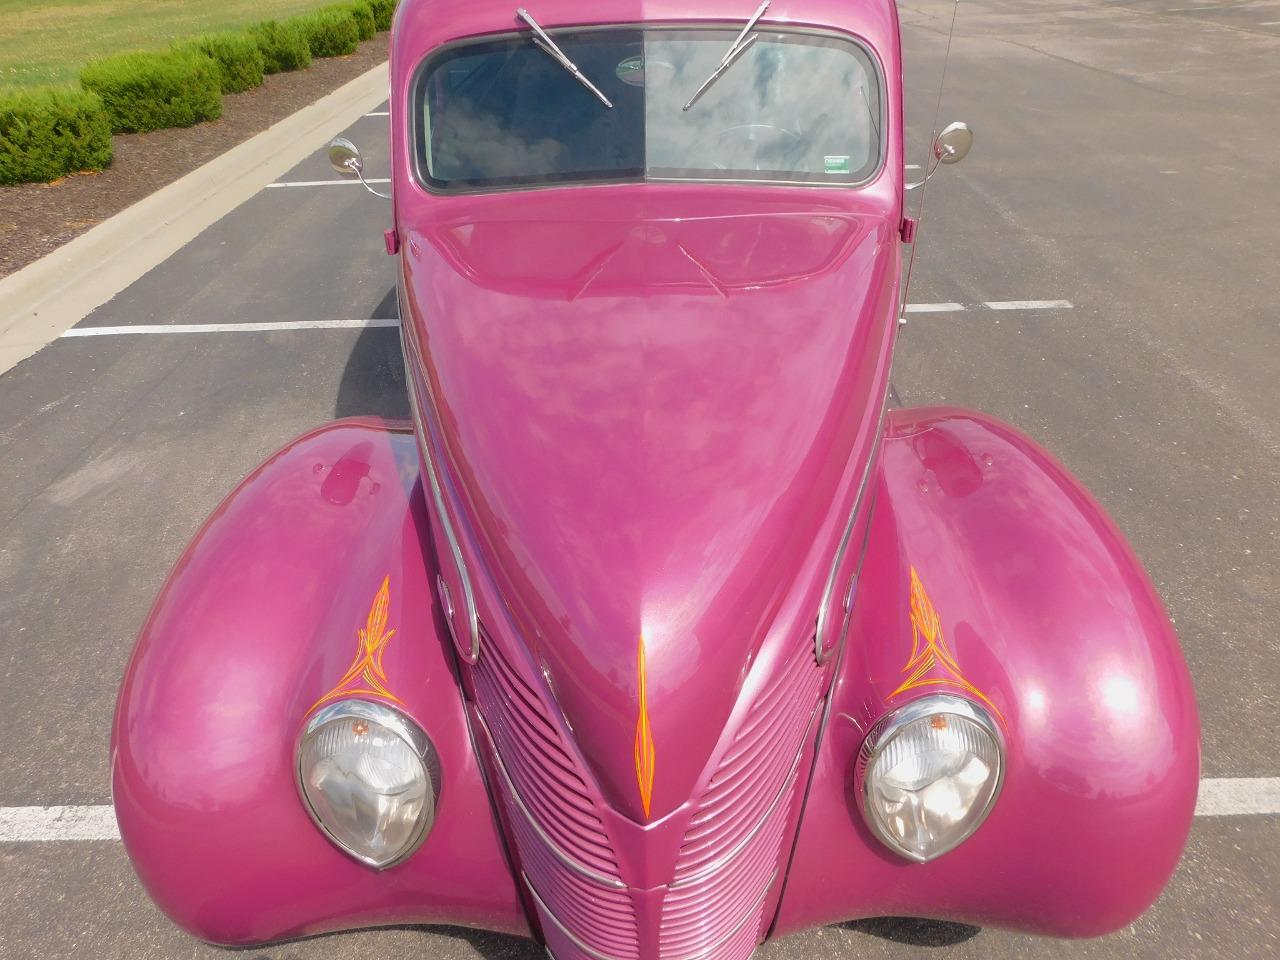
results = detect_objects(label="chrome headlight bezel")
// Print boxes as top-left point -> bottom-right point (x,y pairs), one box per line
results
856,694 -> 1005,863
295,699 -> 437,870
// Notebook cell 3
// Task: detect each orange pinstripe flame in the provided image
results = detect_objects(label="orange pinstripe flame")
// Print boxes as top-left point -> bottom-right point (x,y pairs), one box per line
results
308,575 -> 402,714
634,636 -> 655,819
891,567 -> 1004,725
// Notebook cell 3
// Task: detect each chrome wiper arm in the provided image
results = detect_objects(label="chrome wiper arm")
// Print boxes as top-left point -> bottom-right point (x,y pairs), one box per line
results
683,0 -> 770,111
516,8 -> 613,108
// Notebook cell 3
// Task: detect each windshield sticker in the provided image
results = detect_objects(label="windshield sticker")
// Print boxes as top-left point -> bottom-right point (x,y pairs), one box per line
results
824,155 -> 852,175
616,55 -> 647,86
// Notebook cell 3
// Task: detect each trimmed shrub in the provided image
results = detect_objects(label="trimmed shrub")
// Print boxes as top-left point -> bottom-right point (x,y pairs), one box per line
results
174,32 -> 265,94
291,8 -> 360,58
0,88 -> 113,185
368,0 -> 396,32
80,50 -> 222,134
334,2 -> 376,42
249,20 -> 313,74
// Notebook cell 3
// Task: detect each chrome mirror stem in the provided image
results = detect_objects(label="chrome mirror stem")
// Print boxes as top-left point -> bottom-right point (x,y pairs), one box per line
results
344,159 -> 392,200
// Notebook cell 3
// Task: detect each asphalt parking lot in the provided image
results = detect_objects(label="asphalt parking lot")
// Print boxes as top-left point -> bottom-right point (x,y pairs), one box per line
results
1,0 -> 1277,957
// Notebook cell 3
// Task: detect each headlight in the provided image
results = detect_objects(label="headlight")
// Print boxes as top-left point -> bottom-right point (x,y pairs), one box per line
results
297,700 -> 436,868
857,695 -> 1003,862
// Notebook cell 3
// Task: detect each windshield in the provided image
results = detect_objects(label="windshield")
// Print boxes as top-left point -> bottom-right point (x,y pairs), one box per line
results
414,26 -> 882,192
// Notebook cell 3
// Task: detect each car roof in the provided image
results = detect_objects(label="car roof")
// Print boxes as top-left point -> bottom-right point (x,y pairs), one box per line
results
392,0 -> 900,59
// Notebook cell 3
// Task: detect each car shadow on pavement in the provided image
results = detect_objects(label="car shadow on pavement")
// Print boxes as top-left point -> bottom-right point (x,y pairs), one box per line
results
838,916 -> 982,947
334,287 -> 410,421
222,924 -> 543,960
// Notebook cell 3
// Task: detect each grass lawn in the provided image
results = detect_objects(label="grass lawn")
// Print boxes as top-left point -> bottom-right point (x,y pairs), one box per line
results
0,0 -> 344,90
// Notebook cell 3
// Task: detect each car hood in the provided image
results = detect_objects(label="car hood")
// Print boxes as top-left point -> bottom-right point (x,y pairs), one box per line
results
400,188 -> 897,822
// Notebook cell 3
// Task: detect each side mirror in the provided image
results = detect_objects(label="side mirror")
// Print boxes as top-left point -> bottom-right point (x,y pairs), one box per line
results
326,136 -> 391,199
328,136 -> 364,177
905,121 -> 975,191
933,121 -> 974,165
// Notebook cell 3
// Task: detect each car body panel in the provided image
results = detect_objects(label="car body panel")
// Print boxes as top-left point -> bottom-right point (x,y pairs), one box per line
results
110,420 -> 528,945
398,187 -> 898,822
777,408 -> 1200,937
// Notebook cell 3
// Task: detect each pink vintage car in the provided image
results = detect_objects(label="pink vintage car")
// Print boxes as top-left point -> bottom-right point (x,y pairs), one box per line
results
112,0 -> 1200,955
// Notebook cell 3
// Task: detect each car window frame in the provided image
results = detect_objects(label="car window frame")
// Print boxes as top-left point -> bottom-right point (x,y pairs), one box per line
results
407,22 -> 889,196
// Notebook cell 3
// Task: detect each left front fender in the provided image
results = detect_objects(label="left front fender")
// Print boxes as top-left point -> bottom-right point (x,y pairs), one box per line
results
110,419 -> 526,946
776,407 -> 1199,938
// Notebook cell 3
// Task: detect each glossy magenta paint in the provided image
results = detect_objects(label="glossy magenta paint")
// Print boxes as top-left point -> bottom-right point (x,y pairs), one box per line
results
776,409 -> 1200,937
111,0 -> 1199,953
390,0 -> 906,828
111,421 -> 528,944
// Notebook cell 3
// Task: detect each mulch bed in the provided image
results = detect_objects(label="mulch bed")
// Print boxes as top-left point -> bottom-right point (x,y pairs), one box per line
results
0,35 -> 389,280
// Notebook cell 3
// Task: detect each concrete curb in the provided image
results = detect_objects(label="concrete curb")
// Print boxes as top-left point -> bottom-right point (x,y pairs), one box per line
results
0,61 -> 390,376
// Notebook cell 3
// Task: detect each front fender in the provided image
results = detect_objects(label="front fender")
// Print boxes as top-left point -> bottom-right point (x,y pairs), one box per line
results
111,419 -> 527,945
776,407 -> 1199,937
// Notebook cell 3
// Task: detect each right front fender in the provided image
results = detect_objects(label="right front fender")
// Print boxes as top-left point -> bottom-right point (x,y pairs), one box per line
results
776,407 -> 1199,938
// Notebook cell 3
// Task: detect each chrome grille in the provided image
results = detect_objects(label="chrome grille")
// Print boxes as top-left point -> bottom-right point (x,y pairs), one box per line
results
661,642 -> 824,960
474,639 -> 640,960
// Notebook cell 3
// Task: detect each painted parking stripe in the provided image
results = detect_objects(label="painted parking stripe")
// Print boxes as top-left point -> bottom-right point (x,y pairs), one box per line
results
61,319 -> 401,338
266,178 -> 392,188
984,299 -> 1074,310
55,301 -> 1077,339
3,778 -> 1278,841
0,805 -> 120,841
1194,778 -> 1280,817
365,110 -> 390,116
906,302 -> 966,313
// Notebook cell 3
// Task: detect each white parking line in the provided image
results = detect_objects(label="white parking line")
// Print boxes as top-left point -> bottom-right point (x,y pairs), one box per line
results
61,319 -> 400,337
54,302 -> 1075,338
1,805 -> 119,841
266,178 -> 392,188
3,777 -> 1277,841
365,110 -> 390,116
906,302 -> 966,313
1164,2 -> 1242,12
983,299 -> 1074,310
1194,778 -> 1280,817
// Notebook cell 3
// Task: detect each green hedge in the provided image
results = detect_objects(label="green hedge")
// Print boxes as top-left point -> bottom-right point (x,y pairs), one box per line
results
335,2 -> 376,42
290,8 -> 360,58
368,0 -> 396,32
174,32 -> 265,94
0,88 -> 113,185
248,20 -> 313,74
80,50 -> 222,134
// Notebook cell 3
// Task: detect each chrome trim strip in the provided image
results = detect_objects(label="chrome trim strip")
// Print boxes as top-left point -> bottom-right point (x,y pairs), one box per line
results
399,315 -> 482,662
664,869 -> 779,960
474,712 -> 627,889
669,704 -> 819,889
856,694 -> 1006,863
295,699 -> 437,870
523,873 -> 628,960
814,379 -> 892,664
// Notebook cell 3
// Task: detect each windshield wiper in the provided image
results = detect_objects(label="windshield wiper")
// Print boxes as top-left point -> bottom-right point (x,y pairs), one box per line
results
682,0 -> 770,111
516,8 -> 613,108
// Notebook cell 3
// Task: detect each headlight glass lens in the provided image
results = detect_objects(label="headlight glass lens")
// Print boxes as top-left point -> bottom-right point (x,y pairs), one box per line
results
298,701 -> 435,868
861,696 -> 1002,862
